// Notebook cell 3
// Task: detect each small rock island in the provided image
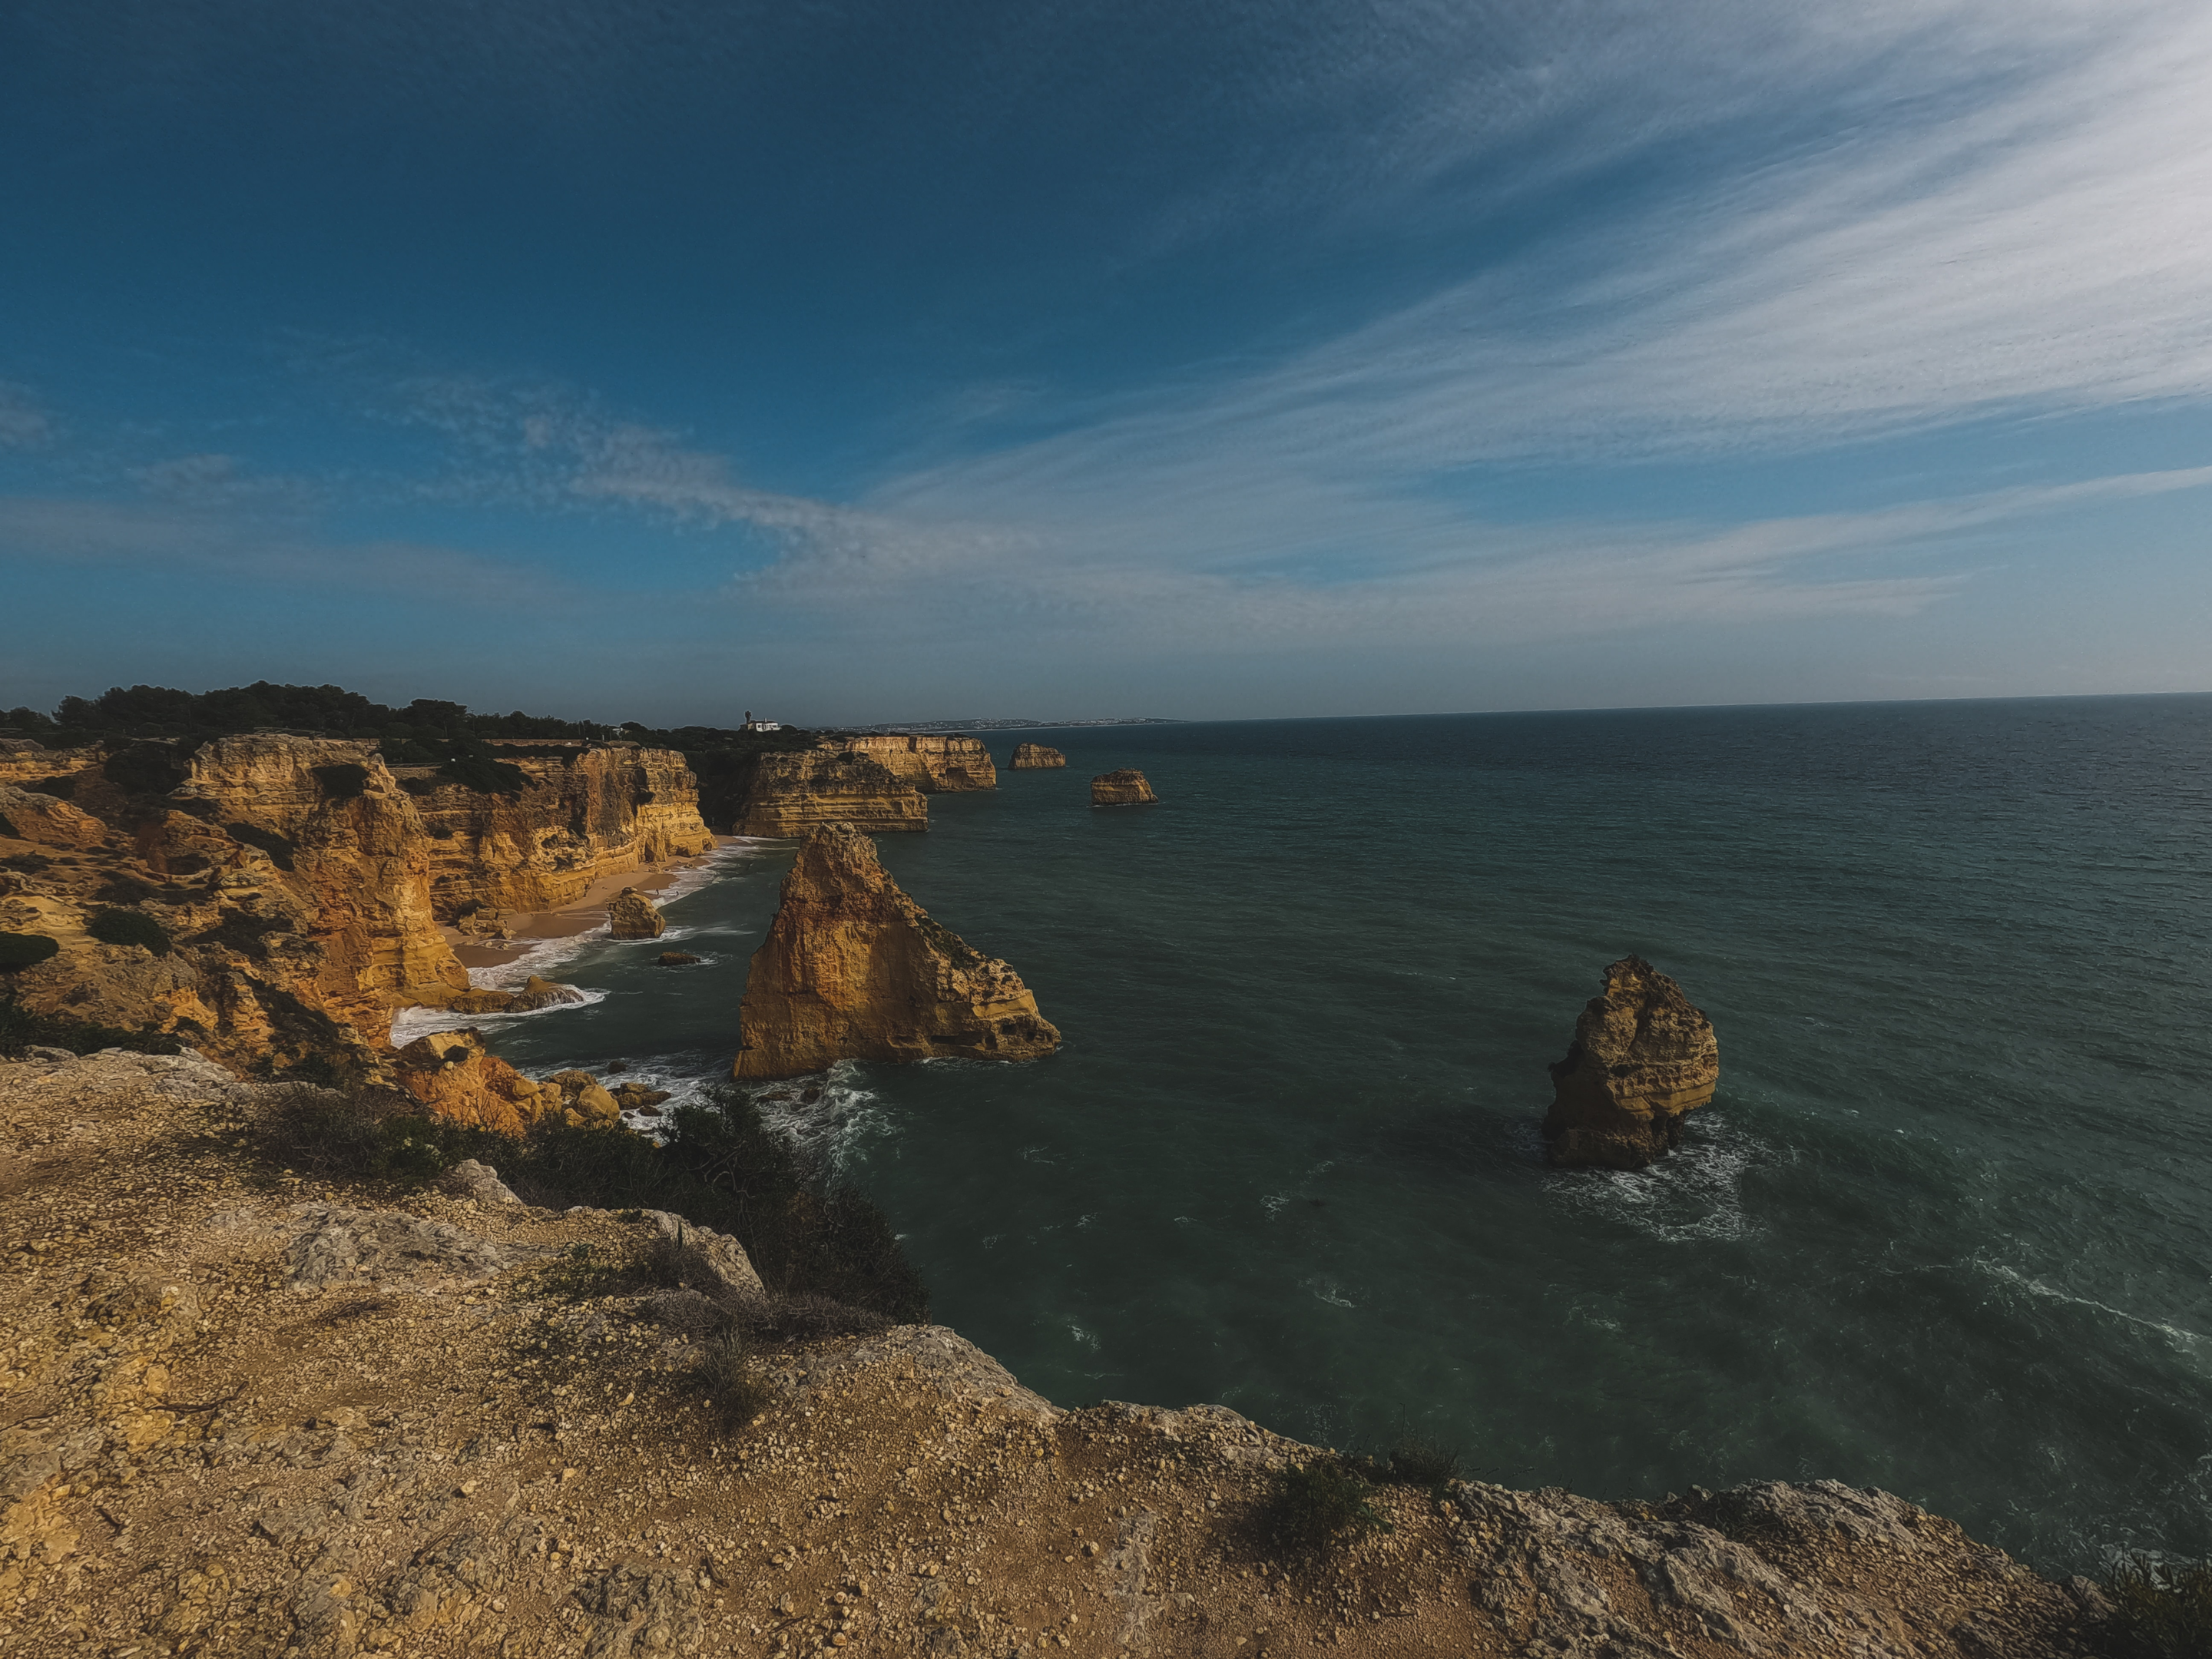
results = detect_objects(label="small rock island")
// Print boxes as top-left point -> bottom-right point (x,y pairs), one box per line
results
606,886 -> 666,938
1542,955 -> 1719,1169
1009,742 -> 1066,769
730,821 -> 1061,1079
1090,767 -> 1159,806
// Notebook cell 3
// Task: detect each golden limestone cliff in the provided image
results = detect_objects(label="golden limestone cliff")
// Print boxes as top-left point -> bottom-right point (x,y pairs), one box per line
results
1091,767 -> 1159,806
1008,741 -> 1066,769
394,744 -> 711,914
0,736 -> 710,1098
839,733 -> 998,791
1542,955 -> 1720,1169
733,750 -> 929,836
731,822 -> 1058,1079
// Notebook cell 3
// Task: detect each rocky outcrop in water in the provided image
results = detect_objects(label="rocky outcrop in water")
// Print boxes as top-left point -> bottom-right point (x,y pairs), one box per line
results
1008,743 -> 1066,770
1090,768 -> 1159,806
1542,955 -> 1720,1169
607,887 -> 665,939
0,733 -> 710,1079
731,822 -> 1059,1080
732,750 -> 928,837
839,733 -> 997,792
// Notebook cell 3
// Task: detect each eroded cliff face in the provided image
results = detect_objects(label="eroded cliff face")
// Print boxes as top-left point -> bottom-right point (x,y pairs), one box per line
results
396,744 -> 711,917
0,735 -> 711,1084
1008,742 -> 1066,770
1542,955 -> 1720,1170
731,822 -> 1058,1079
732,750 -> 928,837
839,733 -> 997,792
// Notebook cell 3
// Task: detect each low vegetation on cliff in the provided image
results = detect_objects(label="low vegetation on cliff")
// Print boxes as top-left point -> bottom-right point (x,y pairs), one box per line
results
260,1075 -> 929,1323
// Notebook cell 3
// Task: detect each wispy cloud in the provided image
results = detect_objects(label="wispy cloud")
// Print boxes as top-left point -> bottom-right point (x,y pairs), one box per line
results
0,495 -> 574,605
0,382 -> 51,448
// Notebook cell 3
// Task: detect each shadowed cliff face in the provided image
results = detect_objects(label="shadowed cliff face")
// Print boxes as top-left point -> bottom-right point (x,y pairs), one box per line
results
732,822 -> 1058,1080
0,736 -> 710,1081
1542,955 -> 1720,1170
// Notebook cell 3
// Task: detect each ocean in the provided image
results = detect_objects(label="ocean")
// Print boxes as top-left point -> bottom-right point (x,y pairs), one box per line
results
444,696 -> 2212,1575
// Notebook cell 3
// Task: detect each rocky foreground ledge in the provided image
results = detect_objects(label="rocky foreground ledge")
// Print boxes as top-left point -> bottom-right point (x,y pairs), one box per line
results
2,1053 -> 2110,1658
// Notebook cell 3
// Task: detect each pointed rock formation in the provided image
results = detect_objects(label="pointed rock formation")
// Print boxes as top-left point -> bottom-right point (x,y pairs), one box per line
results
730,823 -> 1059,1080
1009,743 -> 1066,770
1541,956 -> 1719,1170
733,750 -> 928,836
1090,769 -> 1158,806
608,887 -> 665,938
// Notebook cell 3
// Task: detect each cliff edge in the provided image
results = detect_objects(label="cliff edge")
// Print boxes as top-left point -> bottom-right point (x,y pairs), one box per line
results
0,1048 -> 2110,1659
731,823 -> 1059,1079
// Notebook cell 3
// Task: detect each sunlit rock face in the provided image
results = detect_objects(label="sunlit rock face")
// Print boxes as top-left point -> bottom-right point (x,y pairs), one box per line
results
730,822 -> 1058,1081
732,750 -> 929,836
1541,955 -> 1719,1171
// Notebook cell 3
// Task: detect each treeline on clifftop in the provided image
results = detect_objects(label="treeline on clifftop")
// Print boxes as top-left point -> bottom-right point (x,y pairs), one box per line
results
2,680 -> 827,826
264,1080 -> 928,1324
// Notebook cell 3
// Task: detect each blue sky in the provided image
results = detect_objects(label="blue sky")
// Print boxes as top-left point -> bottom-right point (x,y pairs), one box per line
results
3,0 -> 2208,725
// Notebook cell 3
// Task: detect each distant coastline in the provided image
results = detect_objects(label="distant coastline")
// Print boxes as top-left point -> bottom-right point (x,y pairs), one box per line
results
842,716 -> 1182,733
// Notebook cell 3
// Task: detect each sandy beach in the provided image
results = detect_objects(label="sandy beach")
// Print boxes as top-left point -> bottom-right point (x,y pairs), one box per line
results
445,839 -> 728,969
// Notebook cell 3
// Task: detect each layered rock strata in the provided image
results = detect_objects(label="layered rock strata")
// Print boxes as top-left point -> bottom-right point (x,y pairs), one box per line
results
606,887 -> 665,939
731,822 -> 1059,1079
0,1046 -> 2114,1659
839,733 -> 997,792
731,750 -> 928,837
1542,955 -> 1720,1169
0,733 -> 708,1078
1008,743 -> 1066,770
1091,768 -> 1159,806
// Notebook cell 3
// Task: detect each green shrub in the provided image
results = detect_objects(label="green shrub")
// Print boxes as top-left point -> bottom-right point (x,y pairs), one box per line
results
0,932 -> 59,972
258,1081 -> 448,1183
245,1081 -> 929,1323
694,1328 -> 775,1427
87,908 -> 171,955
1382,1435 -> 1463,1492
2108,1558 -> 2212,1658
1261,1459 -> 1393,1553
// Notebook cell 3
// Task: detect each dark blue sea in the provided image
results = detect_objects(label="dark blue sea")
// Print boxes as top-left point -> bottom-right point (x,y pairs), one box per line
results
421,696 -> 2212,1574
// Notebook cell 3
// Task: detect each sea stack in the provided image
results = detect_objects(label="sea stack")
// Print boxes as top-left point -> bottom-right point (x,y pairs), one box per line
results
1542,956 -> 1719,1170
607,886 -> 666,938
1091,768 -> 1158,806
730,822 -> 1059,1080
1009,743 -> 1066,770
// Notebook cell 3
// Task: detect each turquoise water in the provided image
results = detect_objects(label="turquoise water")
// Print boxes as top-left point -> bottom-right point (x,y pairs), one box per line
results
451,697 -> 2212,1575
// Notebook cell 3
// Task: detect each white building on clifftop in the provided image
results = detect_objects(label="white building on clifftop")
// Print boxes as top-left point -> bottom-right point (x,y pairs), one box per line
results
740,710 -> 783,733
